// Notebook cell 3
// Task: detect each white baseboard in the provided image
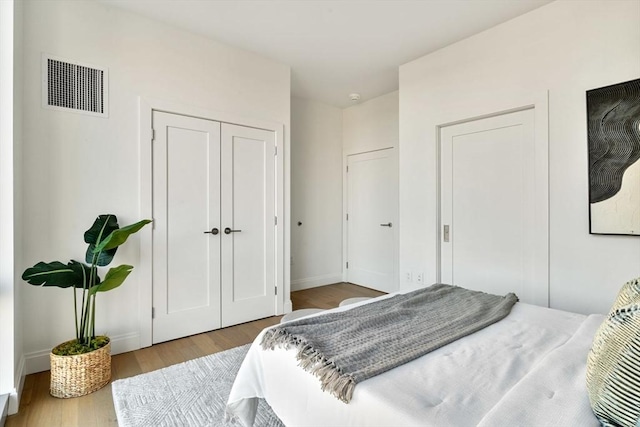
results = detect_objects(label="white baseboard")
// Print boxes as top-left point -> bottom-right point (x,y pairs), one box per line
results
25,332 -> 140,375
23,347 -> 51,376
1,393 -> 7,426
109,332 -> 140,356
284,298 -> 293,313
7,355 -> 25,415
291,274 -> 343,291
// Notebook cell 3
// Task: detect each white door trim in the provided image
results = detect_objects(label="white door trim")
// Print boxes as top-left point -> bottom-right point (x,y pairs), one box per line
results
138,97 -> 287,348
435,93 -> 549,307
342,146 -> 399,292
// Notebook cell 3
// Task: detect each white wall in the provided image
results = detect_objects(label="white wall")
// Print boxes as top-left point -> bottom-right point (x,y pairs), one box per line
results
289,92 -> 400,291
21,0 -> 290,373
0,0 -> 24,414
290,97 -> 343,290
399,0 -> 640,314
12,0 -> 24,411
0,0 -> 15,404
343,91 -> 399,155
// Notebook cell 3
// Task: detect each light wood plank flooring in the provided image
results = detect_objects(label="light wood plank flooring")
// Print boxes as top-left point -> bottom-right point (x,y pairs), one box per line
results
7,283 -> 383,427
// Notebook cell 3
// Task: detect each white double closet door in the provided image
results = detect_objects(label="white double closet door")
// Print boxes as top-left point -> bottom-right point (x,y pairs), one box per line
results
152,111 -> 276,344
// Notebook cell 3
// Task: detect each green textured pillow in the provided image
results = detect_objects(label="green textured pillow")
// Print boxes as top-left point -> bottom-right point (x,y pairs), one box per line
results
586,278 -> 640,427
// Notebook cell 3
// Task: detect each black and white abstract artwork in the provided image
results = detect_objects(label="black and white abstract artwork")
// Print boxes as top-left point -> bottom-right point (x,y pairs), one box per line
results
588,78 -> 640,236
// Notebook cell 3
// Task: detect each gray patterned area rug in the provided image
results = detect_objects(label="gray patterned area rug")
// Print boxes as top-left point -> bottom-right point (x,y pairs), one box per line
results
112,344 -> 283,427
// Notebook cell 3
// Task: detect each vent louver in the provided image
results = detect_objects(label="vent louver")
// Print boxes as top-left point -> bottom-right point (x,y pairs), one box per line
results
42,54 -> 108,117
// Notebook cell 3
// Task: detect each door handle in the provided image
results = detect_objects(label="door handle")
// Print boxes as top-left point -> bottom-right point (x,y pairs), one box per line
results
380,222 -> 392,227
203,228 -> 219,235
224,227 -> 242,234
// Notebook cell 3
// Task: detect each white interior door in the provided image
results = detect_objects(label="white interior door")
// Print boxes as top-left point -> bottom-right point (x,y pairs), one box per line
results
221,123 -> 276,327
346,148 -> 398,293
152,111 -> 222,344
440,108 -> 547,305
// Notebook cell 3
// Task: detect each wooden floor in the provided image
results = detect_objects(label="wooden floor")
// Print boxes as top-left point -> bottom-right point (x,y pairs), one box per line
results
6,283 -> 383,427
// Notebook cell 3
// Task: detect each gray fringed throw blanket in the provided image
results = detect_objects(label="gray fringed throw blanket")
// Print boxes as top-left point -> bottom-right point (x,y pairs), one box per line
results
261,283 -> 518,403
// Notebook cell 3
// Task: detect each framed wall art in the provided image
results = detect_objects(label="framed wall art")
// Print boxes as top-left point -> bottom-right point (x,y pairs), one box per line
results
588,78 -> 640,236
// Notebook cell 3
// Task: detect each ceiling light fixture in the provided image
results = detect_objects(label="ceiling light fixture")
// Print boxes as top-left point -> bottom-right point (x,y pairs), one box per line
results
349,93 -> 361,102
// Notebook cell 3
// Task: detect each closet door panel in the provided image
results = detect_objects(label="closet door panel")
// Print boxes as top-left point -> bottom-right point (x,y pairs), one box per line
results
221,123 -> 276,327
152,111 -> 221,344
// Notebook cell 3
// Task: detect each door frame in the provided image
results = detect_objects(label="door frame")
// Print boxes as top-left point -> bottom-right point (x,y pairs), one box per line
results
138,97 -> 288,348
342,147 -> 399,291
435,97 -> 549,307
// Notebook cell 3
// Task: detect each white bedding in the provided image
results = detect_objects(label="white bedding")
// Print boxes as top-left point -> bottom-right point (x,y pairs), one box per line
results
227,297 -> 603,427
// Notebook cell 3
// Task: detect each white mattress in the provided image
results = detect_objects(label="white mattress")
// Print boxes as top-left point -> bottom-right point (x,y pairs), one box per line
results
227,297 -> 603,427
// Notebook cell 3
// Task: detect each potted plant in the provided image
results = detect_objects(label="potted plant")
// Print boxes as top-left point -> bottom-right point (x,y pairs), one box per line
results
22,214 -> 151,398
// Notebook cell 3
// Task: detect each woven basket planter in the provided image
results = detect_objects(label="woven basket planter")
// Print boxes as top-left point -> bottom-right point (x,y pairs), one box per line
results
50,338 -> 111,398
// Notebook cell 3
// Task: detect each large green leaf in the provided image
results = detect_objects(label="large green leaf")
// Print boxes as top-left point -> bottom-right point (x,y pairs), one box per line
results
22,261 -> 99,289
95,219 -> 152,252
68,260 -> 101,289
85,214 -> 119,266
89,264 -> 133,295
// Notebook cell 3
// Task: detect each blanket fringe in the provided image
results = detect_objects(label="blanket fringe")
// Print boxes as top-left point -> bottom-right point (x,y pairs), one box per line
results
261,329 -> 356,403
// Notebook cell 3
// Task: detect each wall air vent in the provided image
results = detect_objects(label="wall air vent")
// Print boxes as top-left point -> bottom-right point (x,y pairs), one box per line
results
42,54 -> 108,117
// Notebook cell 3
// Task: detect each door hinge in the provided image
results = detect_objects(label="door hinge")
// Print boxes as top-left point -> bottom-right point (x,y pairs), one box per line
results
151,129 -> 155,141
346,165 -> 349,172
346,213 -> 349,221
152,307 -> 155,319
274,146 -> 277,156
274,286 -> 277,295
275,216 -> 277,226
346,262 -> 349,269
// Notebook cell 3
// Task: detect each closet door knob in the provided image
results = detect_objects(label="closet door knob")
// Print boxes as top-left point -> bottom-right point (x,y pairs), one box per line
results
203,228 -> 219,235
224,227 -> 242,234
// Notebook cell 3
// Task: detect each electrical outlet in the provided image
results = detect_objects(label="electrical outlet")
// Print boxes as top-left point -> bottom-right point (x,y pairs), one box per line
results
405,271 -> 412,282
416,273 -> 423,284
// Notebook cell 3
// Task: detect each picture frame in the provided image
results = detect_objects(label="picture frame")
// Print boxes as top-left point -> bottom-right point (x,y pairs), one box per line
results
587,78 -> 640,236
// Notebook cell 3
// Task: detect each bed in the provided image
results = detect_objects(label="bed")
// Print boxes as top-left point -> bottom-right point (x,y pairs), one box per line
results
226,289 -> 603,427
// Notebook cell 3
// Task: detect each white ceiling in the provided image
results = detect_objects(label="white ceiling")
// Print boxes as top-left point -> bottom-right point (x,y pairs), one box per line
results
96,0 -> 553,108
